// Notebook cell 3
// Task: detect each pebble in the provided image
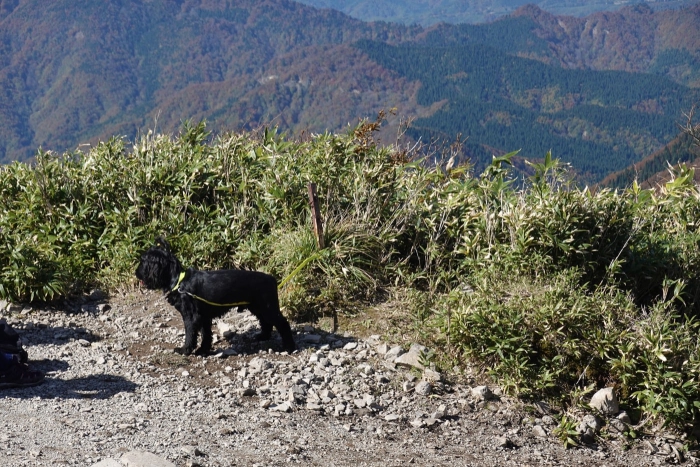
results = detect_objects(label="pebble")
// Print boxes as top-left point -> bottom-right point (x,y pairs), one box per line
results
578,414 -> 602,434
494,436 -> 511,448
414,381 -> 432,396
385,345 -> 404,360
471,385 -> 493,401
121,451 -> 176,467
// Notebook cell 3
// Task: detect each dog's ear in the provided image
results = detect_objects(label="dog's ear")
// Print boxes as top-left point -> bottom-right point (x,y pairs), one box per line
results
155,236 -> 171,251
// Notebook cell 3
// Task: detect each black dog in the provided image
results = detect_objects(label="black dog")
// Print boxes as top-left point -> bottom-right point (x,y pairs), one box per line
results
135,238 -> 296,355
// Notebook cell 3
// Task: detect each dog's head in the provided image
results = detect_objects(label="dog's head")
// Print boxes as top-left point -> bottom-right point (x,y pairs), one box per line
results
135,237 -> 183,292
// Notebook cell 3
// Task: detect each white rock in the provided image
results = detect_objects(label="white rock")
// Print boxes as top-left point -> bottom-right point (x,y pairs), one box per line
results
414,381 -> 432,396
394,351 -> 423,369
494,436 -> 511,448
216,321 -> 232,335
249,357 -> 271,371
532,425 -> 547,438
471,385 -> 493,401
617,411 -> 631,424
410,418 -> 425,428
91,460 -> 122,467
272,402 -> 291,412
354,398 -> 367,409
608,418 -> 627,433
589,387 -> 619,415
423,368 -> 441,382
343,342 -> 358,350
577,414 -> 602,434
121,451 -> 176,467
385,346 -> 404,361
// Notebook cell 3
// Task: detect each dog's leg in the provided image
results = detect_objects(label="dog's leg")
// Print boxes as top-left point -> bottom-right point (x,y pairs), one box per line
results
195,316 -> 214,356
268,292 -> 296,352
174,298 -> 199,356
252,293 -> 296,353
254,318 -> 273,342
270,314 -> 296,353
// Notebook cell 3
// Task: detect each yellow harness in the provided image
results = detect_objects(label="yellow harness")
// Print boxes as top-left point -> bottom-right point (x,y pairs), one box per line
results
171,271 -> 250,308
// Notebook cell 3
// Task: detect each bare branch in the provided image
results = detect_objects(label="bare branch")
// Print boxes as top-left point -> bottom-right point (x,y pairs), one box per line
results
681,104 -> 700,147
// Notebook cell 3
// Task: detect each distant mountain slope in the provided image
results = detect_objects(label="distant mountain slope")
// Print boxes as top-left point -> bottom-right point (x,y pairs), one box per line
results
509,3 -> 700,87
355,39 -> 699,181
416,4 -> 700,88
0,0 -> 415,162
598,132 -> 700,189
294,0 -> 699,26
0,0 -> 699,186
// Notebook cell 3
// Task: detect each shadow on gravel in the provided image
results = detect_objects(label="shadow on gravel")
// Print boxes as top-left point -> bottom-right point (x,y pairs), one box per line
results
1,373 -> 138,400
214,326 -> 358,356
19,326 -> 102,347
32,358 -> 70,373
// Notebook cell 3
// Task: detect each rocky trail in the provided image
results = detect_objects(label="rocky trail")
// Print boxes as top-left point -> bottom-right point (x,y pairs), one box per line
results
0,290 -> 696,467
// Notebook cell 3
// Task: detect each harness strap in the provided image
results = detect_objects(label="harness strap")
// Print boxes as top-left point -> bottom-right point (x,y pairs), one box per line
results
179,290 -> 250,308
171,271 -> 187,292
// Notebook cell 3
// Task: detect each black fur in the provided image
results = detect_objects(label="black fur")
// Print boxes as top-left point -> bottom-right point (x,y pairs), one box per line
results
135,238 -> 296,355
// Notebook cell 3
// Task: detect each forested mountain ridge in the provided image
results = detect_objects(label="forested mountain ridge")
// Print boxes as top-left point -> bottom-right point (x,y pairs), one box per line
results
0,0 -> 699,184
293,0 -> 698,26
354,28 -> 699,180
0,0 -> 416,163
414,4 -> 700,88
510,3 -> 700,87
599,132 -> 700,189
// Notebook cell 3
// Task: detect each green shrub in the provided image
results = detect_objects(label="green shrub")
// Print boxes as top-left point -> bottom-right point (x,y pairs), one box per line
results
1,118 -> 700,431
442,266 -> 636,398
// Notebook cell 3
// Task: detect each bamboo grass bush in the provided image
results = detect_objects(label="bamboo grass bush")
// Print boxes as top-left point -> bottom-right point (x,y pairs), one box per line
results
1,119 -> 699,432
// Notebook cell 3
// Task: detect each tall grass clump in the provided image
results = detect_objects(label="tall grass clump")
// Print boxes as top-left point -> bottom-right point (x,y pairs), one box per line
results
1,117 -> 700,433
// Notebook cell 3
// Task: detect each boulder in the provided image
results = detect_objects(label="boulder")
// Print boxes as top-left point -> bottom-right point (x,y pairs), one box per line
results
589,387 -> 619,415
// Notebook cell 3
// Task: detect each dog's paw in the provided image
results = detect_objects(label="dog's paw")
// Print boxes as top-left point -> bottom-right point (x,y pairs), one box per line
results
173,347 -> 192,356
194,348 -> 212,356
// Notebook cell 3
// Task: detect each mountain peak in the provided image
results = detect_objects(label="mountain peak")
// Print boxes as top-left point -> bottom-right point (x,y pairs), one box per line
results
511,4 -> 552,21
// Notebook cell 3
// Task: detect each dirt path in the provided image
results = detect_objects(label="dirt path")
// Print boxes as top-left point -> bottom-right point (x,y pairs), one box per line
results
0,290 -> 692,466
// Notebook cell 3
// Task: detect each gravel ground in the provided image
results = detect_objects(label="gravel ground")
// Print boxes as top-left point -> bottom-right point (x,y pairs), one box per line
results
0,290 -> 696,467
